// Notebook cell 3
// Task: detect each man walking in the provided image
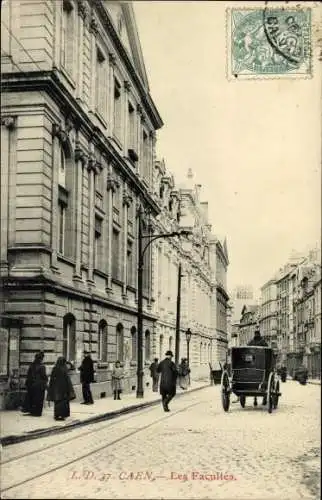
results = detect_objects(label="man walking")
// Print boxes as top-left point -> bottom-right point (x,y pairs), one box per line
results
149,358 -> 159,392
79,351 -> 94,405
157,351 -> 178,412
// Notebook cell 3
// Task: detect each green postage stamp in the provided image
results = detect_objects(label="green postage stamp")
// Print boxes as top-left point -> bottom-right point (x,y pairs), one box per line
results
227,8 -> 312,79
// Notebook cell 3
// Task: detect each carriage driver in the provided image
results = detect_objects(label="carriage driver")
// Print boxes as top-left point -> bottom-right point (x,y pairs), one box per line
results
248,328 -> 268,406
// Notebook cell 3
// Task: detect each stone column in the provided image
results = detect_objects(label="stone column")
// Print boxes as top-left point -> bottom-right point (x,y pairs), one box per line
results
73,144 -> 87,283
87,156 -> 96,288
106,174 -> 116,293
0,117 -> 16,275
108,53 -> 116,134
89,16 -> 99,113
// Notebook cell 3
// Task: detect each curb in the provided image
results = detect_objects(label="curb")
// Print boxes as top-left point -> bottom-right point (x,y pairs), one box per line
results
1,384 -> 209,447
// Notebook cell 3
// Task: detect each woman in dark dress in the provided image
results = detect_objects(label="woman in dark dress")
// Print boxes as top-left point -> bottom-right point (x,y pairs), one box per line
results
22,352 -> 48,416
47,357 -> 76,421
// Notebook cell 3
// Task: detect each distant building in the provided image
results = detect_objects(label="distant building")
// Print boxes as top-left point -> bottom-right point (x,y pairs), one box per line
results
238,304 -> 260,346
259,279 -> 277,350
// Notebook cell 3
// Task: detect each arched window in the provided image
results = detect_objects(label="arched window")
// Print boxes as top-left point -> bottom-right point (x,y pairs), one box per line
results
145,330 -> 151,361
116,323 -> 124,361
63,313 -> 76,362
169,336 -> 173,352
159,334 -> 164,360
131,326 -> 137,361
98,320 -> 108,362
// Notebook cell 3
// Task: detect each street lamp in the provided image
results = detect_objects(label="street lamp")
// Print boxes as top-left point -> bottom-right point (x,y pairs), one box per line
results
185,328 -> 192,367
136,206 -> 192,398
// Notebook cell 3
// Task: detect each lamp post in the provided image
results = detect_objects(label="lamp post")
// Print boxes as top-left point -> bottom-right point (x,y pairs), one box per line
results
136,206 -> 192,398
185,328 -> 192,367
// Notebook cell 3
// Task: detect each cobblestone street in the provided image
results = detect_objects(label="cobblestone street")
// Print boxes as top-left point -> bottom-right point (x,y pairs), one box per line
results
1,381 -> 320,499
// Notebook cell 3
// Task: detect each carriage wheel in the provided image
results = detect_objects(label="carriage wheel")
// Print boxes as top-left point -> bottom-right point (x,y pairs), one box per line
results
240,395 -> 246,408
267,372 -> 274,414
273,380 -> 280,409
221,370 -> 230,412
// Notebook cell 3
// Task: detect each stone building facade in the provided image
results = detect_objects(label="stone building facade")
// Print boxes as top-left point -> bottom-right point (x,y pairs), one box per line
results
0,0 -> 164,405
151,166 -> 229,378
237,305 -> 260,346
259,279 -> 278,350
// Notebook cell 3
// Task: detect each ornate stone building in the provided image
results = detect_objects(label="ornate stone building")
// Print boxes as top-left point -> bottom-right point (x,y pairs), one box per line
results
151,167 -> 229,378
0,0 -> 163,405
237,305 -> 260,346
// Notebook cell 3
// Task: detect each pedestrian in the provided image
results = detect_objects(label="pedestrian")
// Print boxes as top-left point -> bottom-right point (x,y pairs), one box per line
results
157,350 -> 178,412
112,361 -> 124,400
79,351 -> 94,405
47,357 -> 76,421
21,351 -> 48,417
149,358 -> 159,392
247,328 -> 268,406
178,358 -> 190,390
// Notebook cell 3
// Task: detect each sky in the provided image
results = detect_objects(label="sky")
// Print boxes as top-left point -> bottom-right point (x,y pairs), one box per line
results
133,1 -> 321,294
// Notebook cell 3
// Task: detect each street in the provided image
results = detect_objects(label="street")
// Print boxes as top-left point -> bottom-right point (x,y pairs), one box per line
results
1,381 -> 320,499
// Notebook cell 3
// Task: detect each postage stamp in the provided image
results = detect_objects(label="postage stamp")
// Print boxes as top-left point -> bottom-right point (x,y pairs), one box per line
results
227,8 -> 312,79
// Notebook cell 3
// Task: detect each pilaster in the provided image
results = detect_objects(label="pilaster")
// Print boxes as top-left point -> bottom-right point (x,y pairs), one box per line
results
89,15 -> 99,113
0,116 -> 16,275
86,155 -> 96,289
73,144 -> 87,283
106,174 -> 117,293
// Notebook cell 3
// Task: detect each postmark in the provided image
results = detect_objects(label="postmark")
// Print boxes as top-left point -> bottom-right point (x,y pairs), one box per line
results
227,8 -> 312,79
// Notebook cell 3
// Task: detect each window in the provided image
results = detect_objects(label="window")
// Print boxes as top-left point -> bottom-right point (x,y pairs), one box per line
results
94,216 -> 102,270
96,47 -> 106,119
141,130 -> 149,181
0,328 -> 9,376
131,326 -> 137,361
159,334 -> 164,360
116,323 -> 124,361
127,240 -> 133,286
58,200 -> 66,255
61,0 -> 74,76
63,314 -> 76,362
59,147 -> 66,187
112,229 -> 120,280
169,336 -> 173,352
128,102 -> 136,151
145,330 -> 151,361
113,79 -> 122,141
98,320 -> 108,362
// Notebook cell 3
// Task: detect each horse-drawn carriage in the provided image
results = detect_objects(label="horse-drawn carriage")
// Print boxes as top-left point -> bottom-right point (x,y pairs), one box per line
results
220,346 -> 281,414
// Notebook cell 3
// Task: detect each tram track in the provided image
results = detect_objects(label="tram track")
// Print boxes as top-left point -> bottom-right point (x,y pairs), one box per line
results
1,403 -> 159,465
1,399 -> 204,495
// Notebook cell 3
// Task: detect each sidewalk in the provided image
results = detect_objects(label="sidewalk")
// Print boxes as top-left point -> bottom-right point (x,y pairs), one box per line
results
0,380 -> 209,447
